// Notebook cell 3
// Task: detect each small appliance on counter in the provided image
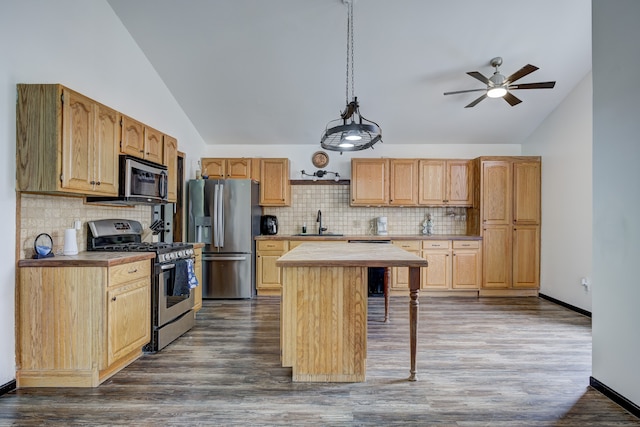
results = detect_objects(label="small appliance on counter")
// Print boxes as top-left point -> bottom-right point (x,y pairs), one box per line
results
375,216 -> 388,235
261,215 -> 278,235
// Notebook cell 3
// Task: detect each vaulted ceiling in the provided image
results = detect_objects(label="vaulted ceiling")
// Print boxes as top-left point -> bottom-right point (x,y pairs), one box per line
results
108,0 -> 591,146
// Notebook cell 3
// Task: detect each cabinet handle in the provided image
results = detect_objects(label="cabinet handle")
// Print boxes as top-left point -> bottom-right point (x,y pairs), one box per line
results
90,180 -> 95,185
128,268 -> 138,274
96,181 -> 101,186
112,296 -> 117,301
139,150 -> 144,153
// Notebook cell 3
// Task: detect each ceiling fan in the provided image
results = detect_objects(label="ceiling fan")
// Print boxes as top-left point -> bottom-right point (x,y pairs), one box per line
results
444,57 -> 556,108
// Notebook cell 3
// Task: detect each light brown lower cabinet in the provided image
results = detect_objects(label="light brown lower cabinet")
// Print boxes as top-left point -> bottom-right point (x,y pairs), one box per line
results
391,239 -> 481,296
256,240 -> 289,296
16,259 -> 151,387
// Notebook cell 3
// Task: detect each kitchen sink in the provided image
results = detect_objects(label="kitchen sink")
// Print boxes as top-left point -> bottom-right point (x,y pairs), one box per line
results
292,233 -> 344,237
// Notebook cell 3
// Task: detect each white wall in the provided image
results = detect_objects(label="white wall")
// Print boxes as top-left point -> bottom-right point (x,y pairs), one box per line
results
0,0 -> 206,385
523,72 -> 593,312
592,0 -> 640,406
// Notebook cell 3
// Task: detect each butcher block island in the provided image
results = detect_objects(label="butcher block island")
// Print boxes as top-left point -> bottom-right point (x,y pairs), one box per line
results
276,242 -> 427,382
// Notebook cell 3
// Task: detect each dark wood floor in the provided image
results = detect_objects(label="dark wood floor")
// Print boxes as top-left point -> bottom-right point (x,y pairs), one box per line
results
1,296 -> 639,426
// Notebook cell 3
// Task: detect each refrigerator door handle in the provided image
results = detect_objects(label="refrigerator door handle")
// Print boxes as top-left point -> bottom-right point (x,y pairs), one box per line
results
202,256 -> 247,262
214,183 -> 222,247
219,182 -> 225,247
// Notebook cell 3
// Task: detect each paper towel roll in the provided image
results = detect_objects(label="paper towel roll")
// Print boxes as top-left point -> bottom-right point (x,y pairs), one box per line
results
63,228 -> 78,255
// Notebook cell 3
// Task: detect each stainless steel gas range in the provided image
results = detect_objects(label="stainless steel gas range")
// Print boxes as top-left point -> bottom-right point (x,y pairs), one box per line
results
87,219 -> 196,352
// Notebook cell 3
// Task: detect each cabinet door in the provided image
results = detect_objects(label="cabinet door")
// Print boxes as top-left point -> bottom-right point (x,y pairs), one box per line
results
447,160 -> 473,206
227,158 -> 252,179
144,126 -> 163,164
482,225 -> 511,288
513,225 -> 540,288
390,159 -> 418,206
513,161 -> 541,225
418,160 -> 446,205
107,278 -> 150,366
452,249 -> 481,289
482,161 -> 512,225
94,103 -> 120,195
351,158 -> 389,206
121,116 -> 145,158
163,135 -> 178,202
201,158 -> 225,178
260,158 -> 290,206
256,252 -> 283,291
61,89 -> 95,193
421,250 -> 451,289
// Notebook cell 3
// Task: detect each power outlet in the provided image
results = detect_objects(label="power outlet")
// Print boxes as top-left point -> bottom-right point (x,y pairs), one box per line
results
581,277 -> 590,291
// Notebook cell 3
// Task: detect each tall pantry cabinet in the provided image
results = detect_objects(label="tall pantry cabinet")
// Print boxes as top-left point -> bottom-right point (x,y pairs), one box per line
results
471,157 -> 541,296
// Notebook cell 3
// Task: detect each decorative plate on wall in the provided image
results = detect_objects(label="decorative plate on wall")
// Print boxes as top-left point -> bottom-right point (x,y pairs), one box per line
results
312,151 -> 329,168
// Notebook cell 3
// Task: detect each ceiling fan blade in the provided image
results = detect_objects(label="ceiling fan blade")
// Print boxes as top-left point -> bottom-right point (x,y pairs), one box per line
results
505,64 -> 539,84
509,81 -> 556,90
465,94 -> 487,108
444,88 -> 487,96
503,92 -> 522,106
466,71 -> 490,85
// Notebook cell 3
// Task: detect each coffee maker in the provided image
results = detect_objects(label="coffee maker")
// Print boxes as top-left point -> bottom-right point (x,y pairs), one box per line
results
375,216 -> 388,235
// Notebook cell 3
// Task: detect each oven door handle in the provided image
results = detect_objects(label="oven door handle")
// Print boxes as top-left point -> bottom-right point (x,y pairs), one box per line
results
202,256 -> 247,262
160,263 -> 176,270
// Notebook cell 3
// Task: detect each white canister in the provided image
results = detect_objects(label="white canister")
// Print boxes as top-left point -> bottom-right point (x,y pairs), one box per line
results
63,228 -> 78,255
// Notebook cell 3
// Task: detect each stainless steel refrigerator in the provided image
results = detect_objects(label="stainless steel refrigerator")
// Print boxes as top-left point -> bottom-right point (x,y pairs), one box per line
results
187,179 -> 260,298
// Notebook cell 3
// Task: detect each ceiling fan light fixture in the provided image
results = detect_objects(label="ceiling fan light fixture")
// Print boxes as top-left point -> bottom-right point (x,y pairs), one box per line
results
487,86 -> 507,98
319,0 -> 382,153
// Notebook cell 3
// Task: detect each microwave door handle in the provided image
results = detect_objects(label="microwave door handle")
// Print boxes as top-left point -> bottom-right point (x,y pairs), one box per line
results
159,171 -> 168,199
219,183 -> 225,247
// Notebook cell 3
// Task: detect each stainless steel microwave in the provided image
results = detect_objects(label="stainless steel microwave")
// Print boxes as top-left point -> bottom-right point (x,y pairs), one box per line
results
86,155 -> 168,205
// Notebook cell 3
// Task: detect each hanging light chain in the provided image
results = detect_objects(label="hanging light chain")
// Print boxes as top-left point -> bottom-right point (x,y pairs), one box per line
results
345,0 -> 355,104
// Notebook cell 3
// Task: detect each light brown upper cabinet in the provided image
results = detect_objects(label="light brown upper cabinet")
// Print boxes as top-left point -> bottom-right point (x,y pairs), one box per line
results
163,135 -> 178,203
390,159 -> 418,206
201,158 -> 253,179
350,158 -> 390,206
16,84 -> 119,196
418,159 -> 473,206
260,158 -> 290,206
120,116 -> 163,164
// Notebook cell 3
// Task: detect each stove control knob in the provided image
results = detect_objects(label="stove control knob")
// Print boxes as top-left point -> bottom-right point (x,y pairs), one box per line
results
168,252 -> 175,260
177,250 -> 184,258
158,254 -> 166,263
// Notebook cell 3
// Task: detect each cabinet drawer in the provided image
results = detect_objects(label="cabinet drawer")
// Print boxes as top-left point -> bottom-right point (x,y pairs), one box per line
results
453,240 -> 480,249
257,240 -> 287,251
422,240 -> 451,249
392,240 -> 421,251
109,260 -> 150,286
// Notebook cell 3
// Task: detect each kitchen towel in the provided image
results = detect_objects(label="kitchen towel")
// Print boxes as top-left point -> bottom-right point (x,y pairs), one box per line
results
173,259 -> 191,296
187,258 -> 199,289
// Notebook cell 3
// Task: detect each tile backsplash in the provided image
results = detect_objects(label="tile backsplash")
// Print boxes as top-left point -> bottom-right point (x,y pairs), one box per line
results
263,184 -> 468,236
19,193 -> 152,260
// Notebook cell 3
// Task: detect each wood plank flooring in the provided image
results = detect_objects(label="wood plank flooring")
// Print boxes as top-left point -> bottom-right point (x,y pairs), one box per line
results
1,296 -> 639,426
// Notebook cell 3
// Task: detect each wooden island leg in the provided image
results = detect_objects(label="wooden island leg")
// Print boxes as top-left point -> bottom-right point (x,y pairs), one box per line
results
408,266 -> 420,381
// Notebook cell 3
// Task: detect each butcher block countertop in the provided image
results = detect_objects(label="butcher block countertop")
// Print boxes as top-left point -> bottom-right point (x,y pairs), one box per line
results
257,234 -> 481,241
276,242 -> 428,268
18,251 -> 155,268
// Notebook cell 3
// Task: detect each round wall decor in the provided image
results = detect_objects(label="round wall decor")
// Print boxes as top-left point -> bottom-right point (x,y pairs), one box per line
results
312,151 -> 329,168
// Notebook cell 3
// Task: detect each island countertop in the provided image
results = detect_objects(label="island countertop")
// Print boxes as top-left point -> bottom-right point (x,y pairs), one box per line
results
275,242 -> 428,268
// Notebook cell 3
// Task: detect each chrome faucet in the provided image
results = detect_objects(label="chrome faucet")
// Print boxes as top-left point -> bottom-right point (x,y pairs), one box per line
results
317,210 -> 327,235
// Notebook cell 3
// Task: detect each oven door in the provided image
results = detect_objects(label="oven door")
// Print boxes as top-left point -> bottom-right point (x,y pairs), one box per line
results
157,260 -> 194,327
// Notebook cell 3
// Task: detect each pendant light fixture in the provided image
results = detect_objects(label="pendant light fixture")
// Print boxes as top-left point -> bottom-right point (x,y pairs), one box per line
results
320,0 -> 382,153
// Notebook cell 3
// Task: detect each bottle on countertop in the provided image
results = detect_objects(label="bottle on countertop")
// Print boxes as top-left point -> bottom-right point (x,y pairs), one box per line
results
302,223 -> 307,234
